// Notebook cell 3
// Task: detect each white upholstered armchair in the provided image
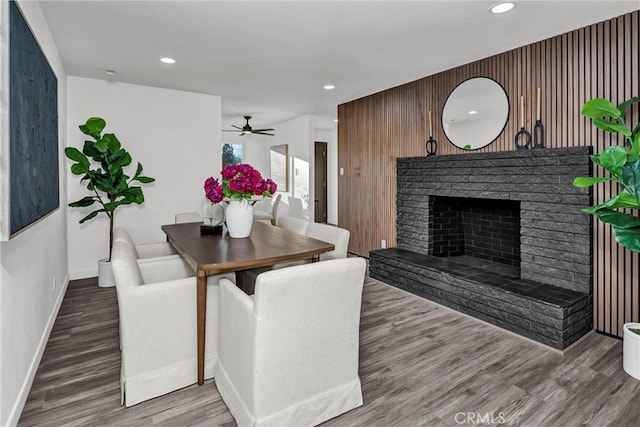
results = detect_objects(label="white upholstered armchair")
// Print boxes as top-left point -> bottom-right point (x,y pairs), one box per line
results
110,240 -> 235,406
216,257 -> 367,426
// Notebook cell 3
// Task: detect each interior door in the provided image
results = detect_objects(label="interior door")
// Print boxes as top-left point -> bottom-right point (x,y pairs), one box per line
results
314,142 -> 328,223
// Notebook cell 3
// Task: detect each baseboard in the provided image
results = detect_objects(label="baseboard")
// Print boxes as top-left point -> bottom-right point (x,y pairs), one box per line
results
6,274 -> 70,427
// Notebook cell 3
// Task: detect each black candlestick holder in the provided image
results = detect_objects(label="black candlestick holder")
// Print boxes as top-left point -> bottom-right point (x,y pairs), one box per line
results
426,136 -> 437,156
514,127 -> 531,151
533,120 -> 545,149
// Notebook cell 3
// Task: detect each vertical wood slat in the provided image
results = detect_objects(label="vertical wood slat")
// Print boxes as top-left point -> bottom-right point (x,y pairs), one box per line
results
338,11 -> 640,338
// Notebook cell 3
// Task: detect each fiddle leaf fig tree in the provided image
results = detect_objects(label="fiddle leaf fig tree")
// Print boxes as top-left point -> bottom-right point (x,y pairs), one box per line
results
574,97 -> 640,252
66,117 -> 155,260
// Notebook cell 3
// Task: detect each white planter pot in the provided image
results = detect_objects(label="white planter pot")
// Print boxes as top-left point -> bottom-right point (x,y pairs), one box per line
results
225,199 -> 253,238
623,323 -> 640,380
98,258 -> 115,288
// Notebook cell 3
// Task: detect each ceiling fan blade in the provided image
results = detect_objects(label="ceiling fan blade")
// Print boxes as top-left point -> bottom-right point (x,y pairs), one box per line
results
223,129 -> 242,132
231,125 -> 242,130
253,128 -> 275,132
254,131 -> 275,136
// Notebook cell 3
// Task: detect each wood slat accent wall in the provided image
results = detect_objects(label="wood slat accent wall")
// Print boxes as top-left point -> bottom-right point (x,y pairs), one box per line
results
338,11 -> 639,337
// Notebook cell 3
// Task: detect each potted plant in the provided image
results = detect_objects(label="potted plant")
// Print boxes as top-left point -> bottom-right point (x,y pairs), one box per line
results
204,164 -> 277,238
66,117 -> 155,287
574,97 -> 640,380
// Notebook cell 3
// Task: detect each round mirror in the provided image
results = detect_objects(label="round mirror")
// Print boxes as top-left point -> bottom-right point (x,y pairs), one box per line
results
442,77 -> 509,150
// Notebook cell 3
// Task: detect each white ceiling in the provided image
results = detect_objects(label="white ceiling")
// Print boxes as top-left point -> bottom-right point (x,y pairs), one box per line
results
39,0 -> 640,131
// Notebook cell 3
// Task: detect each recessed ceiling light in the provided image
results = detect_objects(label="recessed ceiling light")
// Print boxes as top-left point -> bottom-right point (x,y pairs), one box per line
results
324,84 -> 335,90
468,110 -> 478,115
333,119 -> 339,123
105,70 -> 116,76
490,2 -> 515,14
160,57 -> 176,64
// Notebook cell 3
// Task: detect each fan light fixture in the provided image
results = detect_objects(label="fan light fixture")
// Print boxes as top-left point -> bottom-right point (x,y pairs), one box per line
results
491,2 -> 515,14
223,116 -> 275,136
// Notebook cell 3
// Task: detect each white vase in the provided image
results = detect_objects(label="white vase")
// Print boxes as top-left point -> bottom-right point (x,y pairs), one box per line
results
623,323 -> 640,380
98,258 -> 115,287
225,199 -> 254,238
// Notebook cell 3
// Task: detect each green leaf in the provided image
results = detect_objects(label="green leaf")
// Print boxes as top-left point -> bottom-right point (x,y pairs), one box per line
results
83,117 -> 106,139
592,118 -> 632,137
102,133 -> 121,153
621,160 -> 640,198
94,138 -> 109,153
592,209 -> 640,229
68,196 -> 96,208
134,162 -> 143,178
583,192 -> 640,214
617,97 -> 640,116
110,152 -> 132,170
133,176 -> 155,184
64,147 -> 89,166
121,187 -> 144,204
613,225 -> 640,252
70,163 -> 89,175
573,176 -> 613,187
581,98 -> 622,120
629,131 -> 640,161
103,201 -> 121,212
78,210 -> 102,224
82,140 -> 101,158
593,145 -> 627,177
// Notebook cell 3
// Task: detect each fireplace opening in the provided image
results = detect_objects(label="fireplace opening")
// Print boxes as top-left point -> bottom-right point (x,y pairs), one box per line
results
429,196 -> 520,268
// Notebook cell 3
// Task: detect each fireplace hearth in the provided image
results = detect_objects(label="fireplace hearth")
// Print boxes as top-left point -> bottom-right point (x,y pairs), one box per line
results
369,147 -> 593,350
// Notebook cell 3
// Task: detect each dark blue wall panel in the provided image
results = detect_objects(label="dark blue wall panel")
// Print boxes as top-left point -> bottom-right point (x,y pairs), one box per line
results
9,0 -> 59,235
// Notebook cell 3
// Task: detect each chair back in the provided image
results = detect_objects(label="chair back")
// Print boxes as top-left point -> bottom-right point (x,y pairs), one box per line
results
306,222 -> 350,260
113,227 -> 139,258
175,212 -> 203,224
271,194 -> 282,219
276,216 -> 309,234
111,240 -> 144,289
252,258 -> 366,404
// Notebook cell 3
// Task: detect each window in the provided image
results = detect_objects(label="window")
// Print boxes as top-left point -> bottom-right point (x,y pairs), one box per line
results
222,143 -> 243,167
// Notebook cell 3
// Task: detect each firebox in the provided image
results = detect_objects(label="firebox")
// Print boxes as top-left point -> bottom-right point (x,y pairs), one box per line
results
429,196 -> 520,268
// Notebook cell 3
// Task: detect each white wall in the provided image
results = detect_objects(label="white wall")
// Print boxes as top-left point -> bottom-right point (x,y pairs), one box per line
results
0,1 -> 68,426
264,115 -> 314,220
67,77 -> 222,279
251,115 -> 338,224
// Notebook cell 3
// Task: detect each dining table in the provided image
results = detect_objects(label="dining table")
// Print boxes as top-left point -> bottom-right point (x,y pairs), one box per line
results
161,220 -> 335,385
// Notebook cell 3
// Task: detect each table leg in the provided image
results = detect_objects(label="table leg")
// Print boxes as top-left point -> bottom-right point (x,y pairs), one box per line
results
197,272 -> 207,385
312,254 -> 320,263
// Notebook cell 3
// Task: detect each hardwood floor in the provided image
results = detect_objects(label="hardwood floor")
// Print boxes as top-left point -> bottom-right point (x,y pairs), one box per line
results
19,276 -> 639,426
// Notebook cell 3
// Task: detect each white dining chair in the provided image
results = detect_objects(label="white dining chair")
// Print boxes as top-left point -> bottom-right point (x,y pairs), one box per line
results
113,227 -> 178,259
253,194 -> 282,225
216,257 -> 367,426
175,212 -> 204,224
111,240 -> 235,407
276,215 -> 310,234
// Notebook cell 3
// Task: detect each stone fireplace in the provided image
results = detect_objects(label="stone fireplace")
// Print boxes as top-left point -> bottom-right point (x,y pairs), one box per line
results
369,147 -> 593,350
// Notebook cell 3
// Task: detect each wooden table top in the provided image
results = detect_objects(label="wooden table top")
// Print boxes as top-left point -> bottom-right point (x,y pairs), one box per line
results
161,221 -> 335,273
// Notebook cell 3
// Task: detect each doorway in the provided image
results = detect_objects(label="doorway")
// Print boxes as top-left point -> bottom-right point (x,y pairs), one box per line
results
314,141 -> 328,223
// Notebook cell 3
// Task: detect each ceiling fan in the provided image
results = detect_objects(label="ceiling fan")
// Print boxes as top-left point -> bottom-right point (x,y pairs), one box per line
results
223,116 -> 275,136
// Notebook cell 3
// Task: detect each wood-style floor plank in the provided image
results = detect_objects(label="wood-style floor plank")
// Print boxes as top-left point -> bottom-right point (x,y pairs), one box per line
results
18,276 -> 639,426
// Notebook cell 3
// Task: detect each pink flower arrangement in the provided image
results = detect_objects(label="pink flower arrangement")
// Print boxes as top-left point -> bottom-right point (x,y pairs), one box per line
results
204,164 -> 277,203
